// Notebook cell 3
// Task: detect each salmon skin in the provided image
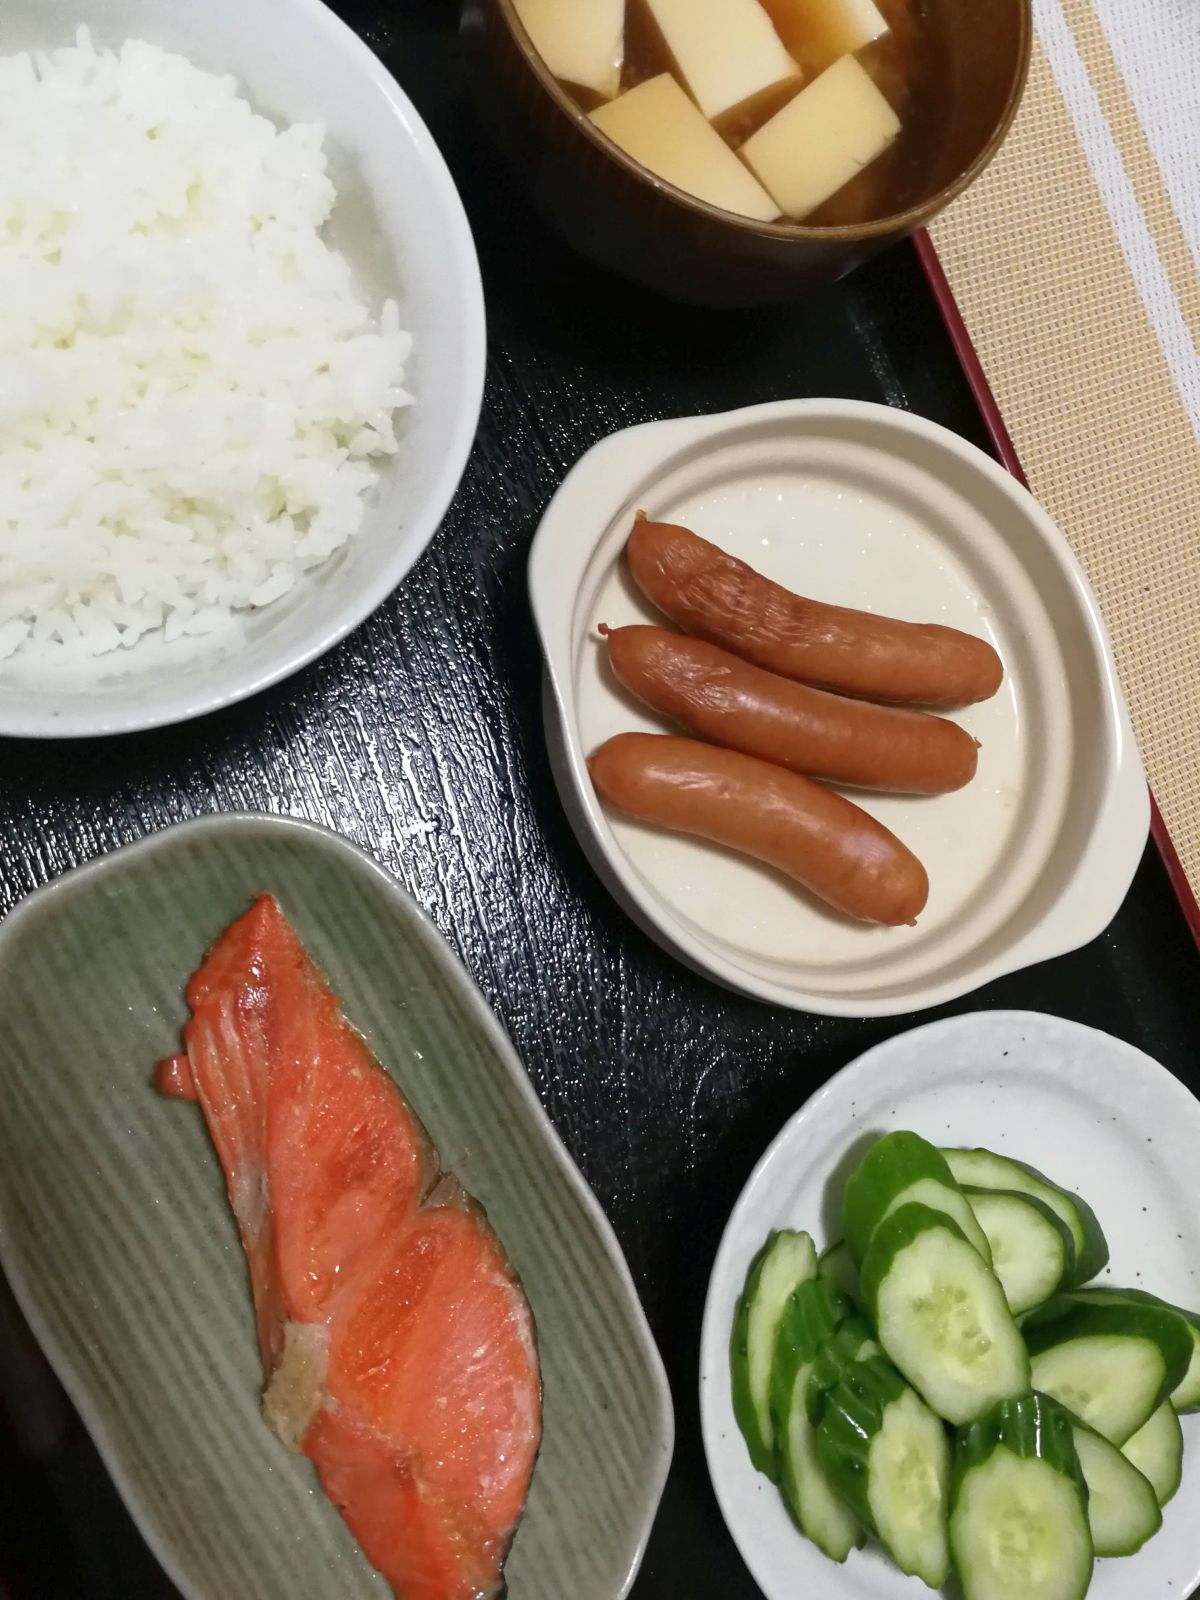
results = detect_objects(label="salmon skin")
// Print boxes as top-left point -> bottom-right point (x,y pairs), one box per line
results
156,895 -> 541,1600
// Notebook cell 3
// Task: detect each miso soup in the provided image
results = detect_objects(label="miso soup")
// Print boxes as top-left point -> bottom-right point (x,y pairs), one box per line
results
512,0 -> 950,228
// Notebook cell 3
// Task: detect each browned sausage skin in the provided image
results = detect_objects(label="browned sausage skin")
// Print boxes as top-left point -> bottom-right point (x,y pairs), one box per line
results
602,624 -> 978,794
625,516 -> 1003,708
588,732 -> 929,926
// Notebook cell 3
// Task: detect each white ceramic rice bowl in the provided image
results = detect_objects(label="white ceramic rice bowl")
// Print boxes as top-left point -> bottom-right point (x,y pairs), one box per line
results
0,0 -> 484,737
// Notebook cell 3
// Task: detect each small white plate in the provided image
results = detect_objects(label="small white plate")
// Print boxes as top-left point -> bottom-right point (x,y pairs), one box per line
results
529,400 -> 1148,1016
699,1010 -> 1200,1600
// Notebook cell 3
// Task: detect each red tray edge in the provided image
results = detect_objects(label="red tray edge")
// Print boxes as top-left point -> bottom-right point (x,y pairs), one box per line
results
911,230 -> 1200,951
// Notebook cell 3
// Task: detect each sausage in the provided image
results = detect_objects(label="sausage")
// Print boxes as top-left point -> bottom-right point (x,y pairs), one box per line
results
625,516 -> 1003,707
588,732 -> 929,926
602,624 -> 978,794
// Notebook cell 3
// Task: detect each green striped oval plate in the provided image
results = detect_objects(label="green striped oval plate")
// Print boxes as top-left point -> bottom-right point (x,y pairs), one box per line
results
0,814 -> 672,1599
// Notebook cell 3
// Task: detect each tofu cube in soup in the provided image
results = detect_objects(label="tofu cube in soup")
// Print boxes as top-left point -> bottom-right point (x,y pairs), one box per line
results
741,54 -> 900,220
590,74 -> 781,222
759,0 -> 890,78
638,0 -> 801,125
513,0 -> 625,99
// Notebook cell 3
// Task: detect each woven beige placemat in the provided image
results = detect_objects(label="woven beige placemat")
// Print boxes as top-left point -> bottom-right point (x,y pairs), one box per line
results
930,0 -> 1200,908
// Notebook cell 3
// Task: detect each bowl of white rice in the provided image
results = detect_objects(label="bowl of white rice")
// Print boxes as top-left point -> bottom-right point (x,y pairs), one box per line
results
0,0 -> 485,737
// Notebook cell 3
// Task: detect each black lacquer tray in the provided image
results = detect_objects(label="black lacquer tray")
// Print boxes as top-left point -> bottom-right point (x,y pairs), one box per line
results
2,5 -> 1198,1597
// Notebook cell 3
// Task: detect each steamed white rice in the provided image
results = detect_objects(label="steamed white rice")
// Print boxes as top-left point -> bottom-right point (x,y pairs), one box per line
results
0,28 -> 413,661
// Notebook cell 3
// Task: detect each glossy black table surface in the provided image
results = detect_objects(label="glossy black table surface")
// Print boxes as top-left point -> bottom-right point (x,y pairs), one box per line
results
2,5 -> 1198,1598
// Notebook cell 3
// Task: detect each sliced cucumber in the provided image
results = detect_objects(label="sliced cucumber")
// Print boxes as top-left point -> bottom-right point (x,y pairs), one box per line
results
861,1202 -> 1028,1425
805,1315 -> 880,1426
940,1147 -> 1105,1284
868,1387 -> 952,1590
1122,1401 -> 1183,1507
817,1354 -> 951,1587
818,1239 -> 860,1306
730,1230 -> 817,1476
780,1386 -> 863,1561
844,1131 -> 992,1266
964,1188 -> 1073,1315
1030,1337 -> 1172,1448
770,1277 -> 853,1439
949,1393 -> 1092,1600
1116,1290 -> 1200,1411
1025,1296 -> 1192,1444
1071,1417 -> 1161,1556
1063,1286 -> 1200,1411
771,1281 -> 863,1561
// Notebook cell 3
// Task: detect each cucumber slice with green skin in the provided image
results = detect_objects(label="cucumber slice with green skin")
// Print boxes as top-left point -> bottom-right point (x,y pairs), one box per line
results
1024,1296 -> 1192,1444
770,1281 -> 863,1560
805,1316 -> 881,1425
861,1202 -> 1029,1425
817,1354 -> 951,1587
940,1147 -> 1105,1284
1122,1401 -> 1183,1506
844,1131 -> 992,1267
780,1377 -> 864,1561
1071,1417 -> 1162,1556
818,1239 -> 860,1305
769,1277 -> 853,1440
730,1230 -> 818,1476
964,1188 -> 1073,1315
949,1393 -> 1092,1600
1058,1286 -> 1200,1410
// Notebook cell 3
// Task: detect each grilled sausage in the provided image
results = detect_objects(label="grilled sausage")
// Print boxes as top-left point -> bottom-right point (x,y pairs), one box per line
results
625,517 -> 1003,707
588,732 -> 929,925
602,624 -> 978,793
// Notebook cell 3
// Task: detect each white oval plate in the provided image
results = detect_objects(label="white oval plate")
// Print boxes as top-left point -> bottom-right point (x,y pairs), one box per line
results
699,1010 -> 1200,1600
530,400 -> 1148,1016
